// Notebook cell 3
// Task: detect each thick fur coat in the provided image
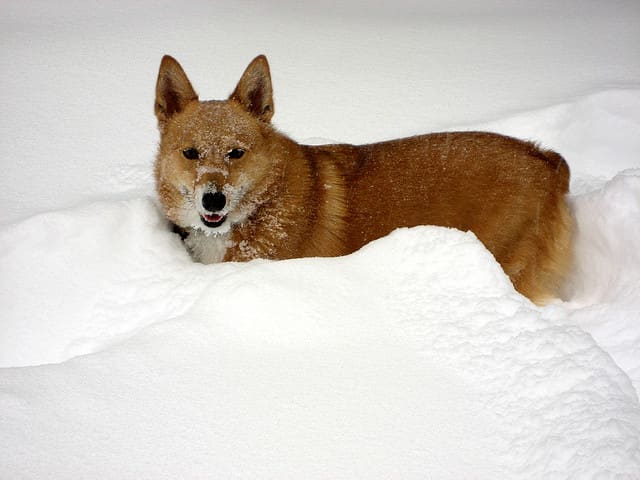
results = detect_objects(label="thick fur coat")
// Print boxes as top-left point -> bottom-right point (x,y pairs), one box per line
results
154,55 -> 572,304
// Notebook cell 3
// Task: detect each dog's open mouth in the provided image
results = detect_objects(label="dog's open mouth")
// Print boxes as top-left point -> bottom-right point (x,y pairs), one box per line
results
200,213 -> 227,228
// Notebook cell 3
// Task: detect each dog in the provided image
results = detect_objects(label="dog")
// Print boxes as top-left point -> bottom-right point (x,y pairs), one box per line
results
154,54 -> 572,304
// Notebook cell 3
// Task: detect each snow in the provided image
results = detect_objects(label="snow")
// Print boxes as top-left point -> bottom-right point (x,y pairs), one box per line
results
1,1 -> 640,478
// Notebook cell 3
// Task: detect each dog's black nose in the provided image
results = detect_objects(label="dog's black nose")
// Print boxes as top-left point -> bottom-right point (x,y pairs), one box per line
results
202,191 -> 226,212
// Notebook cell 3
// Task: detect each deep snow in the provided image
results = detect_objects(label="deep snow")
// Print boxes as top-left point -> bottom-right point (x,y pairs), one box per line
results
1,1 -> 640,478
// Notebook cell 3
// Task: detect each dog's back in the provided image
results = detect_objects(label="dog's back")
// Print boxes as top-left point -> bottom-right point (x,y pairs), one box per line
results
306,132 -> 572,303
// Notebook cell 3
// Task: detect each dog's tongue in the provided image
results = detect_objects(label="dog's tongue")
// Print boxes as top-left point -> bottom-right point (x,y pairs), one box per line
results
203,213 -> 224,223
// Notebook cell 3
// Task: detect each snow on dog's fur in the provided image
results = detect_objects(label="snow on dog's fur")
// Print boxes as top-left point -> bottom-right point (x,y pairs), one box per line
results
154,55 -> 572,304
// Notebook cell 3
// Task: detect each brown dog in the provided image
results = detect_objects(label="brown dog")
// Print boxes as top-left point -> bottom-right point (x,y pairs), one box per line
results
154,55 -> 572,304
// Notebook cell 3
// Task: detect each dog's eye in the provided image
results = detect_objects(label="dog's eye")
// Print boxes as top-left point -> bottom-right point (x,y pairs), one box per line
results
226,148 -> 245,160
182,148 -> 199,160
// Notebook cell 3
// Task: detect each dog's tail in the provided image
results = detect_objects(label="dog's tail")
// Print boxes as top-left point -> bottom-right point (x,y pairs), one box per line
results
539,147 -> 571,193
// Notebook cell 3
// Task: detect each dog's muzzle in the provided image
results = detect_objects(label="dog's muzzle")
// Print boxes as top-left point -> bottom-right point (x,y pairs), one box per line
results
200,191 -> 227,227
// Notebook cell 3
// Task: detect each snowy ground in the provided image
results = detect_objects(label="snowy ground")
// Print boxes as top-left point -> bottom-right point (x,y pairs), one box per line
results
1,1 -> 639,478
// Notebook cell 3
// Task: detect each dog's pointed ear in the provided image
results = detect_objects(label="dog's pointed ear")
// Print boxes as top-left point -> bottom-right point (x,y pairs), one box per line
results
155,55 -> 198,131
229,55 -> 274,123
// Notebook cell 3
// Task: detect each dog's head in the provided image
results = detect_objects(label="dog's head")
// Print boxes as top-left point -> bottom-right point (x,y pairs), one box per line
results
154,55 -> 283,236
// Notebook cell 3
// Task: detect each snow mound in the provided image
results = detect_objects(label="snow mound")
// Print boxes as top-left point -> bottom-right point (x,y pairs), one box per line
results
0,198 -> 208,367
1,207 -> 638,478
561,170 -> 640,393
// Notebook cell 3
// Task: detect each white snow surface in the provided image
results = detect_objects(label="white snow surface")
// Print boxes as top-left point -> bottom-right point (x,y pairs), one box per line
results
1,1 -> 640,478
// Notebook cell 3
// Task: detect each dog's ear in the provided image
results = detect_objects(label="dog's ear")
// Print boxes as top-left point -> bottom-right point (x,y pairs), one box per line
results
155,55 -> 198,131
229,55 -> 274,123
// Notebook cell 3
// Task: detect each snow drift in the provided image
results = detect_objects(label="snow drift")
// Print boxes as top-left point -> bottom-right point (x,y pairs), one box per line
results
1,1 -> 640,478
2,217 -> 639,478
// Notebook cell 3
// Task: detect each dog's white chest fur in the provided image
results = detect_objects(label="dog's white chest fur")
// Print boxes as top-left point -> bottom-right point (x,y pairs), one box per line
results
184,230 -> 230,263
